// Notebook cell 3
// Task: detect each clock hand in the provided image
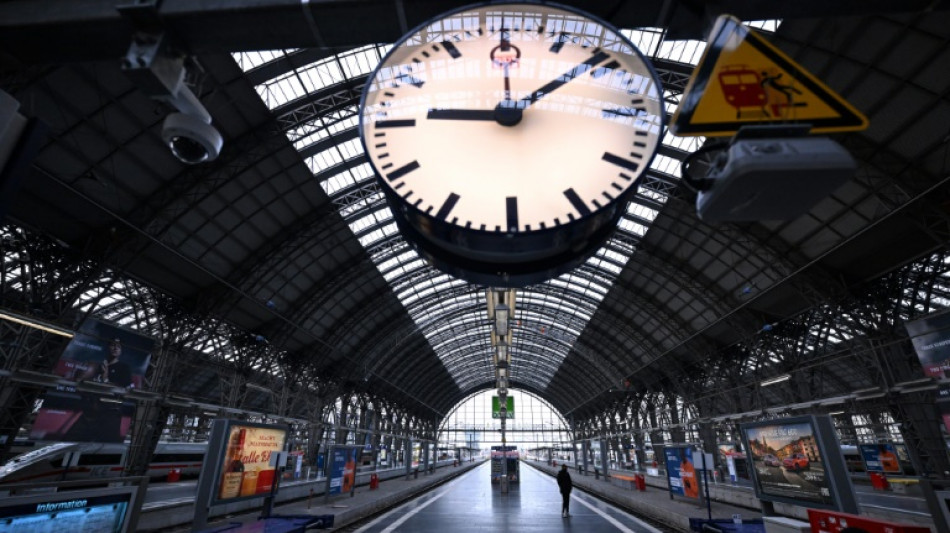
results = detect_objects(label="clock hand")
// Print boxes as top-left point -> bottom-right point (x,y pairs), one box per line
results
427,109 -> 497,121
513,50 -> 612,108
490,50 -> 612,127
499,18 -> 513,102
427,52 -> 612,125
426,107 -> 523,127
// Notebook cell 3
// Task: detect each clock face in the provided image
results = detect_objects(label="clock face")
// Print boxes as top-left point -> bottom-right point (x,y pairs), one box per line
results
359,2 -> 664,286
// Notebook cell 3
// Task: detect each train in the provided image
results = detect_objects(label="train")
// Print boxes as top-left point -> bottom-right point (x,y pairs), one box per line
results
839,444 -> 916,475
0,441 -> 207,484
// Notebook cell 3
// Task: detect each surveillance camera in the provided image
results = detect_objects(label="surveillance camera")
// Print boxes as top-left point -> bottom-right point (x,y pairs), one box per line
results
161,112 -> 222,164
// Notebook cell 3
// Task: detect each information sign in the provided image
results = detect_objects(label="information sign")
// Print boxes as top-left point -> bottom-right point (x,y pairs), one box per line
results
492,395 -> 514,419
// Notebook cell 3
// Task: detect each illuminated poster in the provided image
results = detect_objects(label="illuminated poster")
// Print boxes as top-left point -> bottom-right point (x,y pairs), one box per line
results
718,442 -> 749,480
905,311 -> 950,380
29,390 -> 134,443
743,420 -> 833,506
53,318 -> 154,389
858,443 -> 902,474
215,424 -> 287,503
328,447 -> 358,495
664,446 -> 699,500
31,319 -> 153,443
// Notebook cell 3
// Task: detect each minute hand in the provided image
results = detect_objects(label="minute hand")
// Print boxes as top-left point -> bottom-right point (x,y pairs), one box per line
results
517,50 -> 611,107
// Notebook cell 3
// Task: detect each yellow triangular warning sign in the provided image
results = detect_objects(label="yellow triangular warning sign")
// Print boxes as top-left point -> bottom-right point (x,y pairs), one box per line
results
671,15 -> 869,137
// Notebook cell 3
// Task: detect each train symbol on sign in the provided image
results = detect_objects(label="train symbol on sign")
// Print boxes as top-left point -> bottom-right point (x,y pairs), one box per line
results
718,65 -> 806,119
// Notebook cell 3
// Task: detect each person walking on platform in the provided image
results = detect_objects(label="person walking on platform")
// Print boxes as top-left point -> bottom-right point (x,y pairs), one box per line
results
557,464 -> 573,517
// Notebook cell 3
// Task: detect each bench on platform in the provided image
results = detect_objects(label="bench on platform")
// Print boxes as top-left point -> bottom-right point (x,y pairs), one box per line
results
610,474 -> 637,489
888,478 -> 919,494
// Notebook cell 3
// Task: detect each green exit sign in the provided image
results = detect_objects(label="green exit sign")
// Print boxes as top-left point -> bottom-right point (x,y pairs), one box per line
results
492,396 -> 514,419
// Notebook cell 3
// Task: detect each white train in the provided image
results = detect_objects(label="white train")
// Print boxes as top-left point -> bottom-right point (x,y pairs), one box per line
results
0,441 -> 207,484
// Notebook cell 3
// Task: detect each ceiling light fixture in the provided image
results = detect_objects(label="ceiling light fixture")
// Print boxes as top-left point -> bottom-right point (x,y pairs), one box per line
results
0,309 -> 74,338
760,374 -> 790,387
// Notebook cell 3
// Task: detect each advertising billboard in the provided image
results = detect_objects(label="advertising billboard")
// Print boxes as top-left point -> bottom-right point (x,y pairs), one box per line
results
53,318 -> 154,389
328,447 -> 358,496
214,422 -> 288,504
30,318 -> 154,443
742,416 -> 857,512
905,311 -> 950,379
858,443 -> 902,474
718,442 -> 749,481
664,446 -> 699,500
29,389 -> 135,443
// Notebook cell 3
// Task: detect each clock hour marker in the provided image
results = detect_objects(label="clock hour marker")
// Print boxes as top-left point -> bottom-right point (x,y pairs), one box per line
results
436,193 -> 460,220
396,74 -> 425,88
602,107 -> 648,118
635,130 -> 648,136
375,143 -> 387,148
631,97 -> 644,105
506,197 -> 519,231
442,41 -> 462,58
376,119 -> 416,129
590,60 -> 621,78
421,51 -> 430,58
386,160 -> 421,182
550,33 -> 570,53
384,91 -> 395,97
602,152 -> 639,172
563,188 -> 591,217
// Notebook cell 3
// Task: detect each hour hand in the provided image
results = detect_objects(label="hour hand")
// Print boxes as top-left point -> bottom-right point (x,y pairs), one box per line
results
427,107 -> 523,127
427,108 -> 497,121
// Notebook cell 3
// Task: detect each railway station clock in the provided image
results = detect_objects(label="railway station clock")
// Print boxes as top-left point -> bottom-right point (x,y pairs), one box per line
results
359,2 -> 664,287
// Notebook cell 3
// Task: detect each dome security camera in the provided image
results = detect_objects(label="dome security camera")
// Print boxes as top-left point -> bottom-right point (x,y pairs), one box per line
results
161,112 -> 223,164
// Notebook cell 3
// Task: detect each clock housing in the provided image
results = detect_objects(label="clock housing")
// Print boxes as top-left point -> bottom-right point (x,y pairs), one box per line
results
359,2 -> 665,286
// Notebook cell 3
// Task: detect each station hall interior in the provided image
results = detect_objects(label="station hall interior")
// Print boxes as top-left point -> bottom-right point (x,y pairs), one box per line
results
2,0 -> 950,532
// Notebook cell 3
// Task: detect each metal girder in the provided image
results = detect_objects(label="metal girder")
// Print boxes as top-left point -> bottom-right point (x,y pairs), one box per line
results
7,0 -> 945,67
